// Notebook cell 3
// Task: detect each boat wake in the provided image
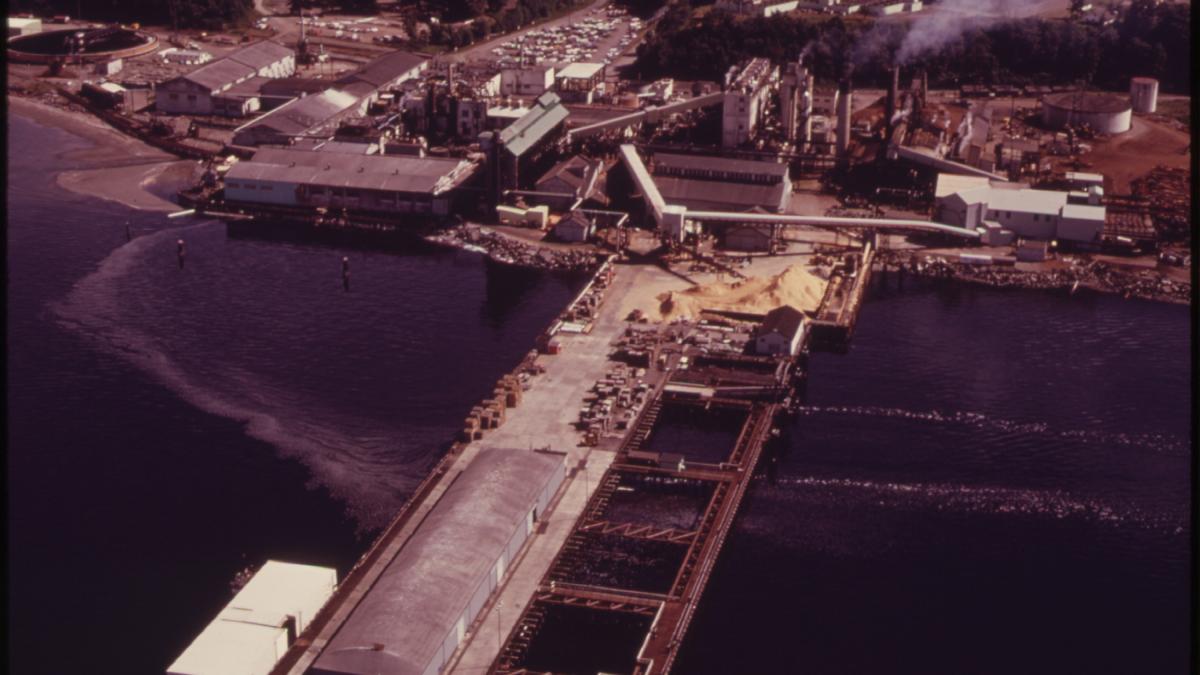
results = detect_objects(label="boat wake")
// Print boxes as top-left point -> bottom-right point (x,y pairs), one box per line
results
754,475 -> 1187,538
794,404 -> 1189,456
50,223 -> 424,531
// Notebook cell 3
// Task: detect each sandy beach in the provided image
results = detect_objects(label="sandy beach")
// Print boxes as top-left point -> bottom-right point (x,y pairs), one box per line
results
9,94 -> 197,212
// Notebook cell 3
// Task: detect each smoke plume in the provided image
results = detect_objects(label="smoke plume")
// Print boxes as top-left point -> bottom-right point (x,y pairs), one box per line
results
865,0 -> 1053,65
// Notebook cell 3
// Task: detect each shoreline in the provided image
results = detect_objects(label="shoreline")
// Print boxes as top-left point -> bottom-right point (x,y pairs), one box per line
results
9,94 -> 191,213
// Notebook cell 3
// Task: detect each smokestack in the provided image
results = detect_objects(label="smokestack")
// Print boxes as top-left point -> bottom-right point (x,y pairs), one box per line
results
886,64 -> 900,143
920,69 -> 928,106
837,78 -> 852,156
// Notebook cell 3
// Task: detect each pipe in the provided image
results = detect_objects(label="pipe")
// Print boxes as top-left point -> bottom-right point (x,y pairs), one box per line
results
684,210 -> 981,239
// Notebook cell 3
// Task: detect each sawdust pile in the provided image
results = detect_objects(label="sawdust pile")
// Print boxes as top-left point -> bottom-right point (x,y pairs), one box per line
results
654,264 -> 828,322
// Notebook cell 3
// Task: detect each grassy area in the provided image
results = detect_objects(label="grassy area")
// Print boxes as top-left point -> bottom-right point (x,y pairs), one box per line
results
1154,98 -> 1190,126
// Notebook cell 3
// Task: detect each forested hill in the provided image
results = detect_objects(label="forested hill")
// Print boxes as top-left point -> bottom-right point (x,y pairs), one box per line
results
634,0 -> 1190,94
10,0 -> 256,29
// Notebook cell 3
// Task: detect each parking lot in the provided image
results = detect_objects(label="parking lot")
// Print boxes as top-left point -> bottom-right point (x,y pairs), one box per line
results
483,5 -> 643,69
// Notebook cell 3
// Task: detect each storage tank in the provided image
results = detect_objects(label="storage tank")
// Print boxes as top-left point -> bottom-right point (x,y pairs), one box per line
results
1041,91 -> 1131,134
1129,76 -> 1158,114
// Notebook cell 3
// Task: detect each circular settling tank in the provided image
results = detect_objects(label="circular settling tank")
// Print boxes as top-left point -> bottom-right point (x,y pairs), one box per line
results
1040,91 -> 1131,134
8,26 -> 158,64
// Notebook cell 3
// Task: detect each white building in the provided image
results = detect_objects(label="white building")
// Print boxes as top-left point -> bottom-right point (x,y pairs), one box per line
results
934,173 -> 1106,244
157,41 -> 295,116
168,561 -> 337,675
755,305 -> 806,356
721,58 -> 777,149
500,65 -> 555,97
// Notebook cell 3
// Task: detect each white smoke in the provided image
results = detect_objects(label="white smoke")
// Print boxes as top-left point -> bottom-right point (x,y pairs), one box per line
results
895,0 -> 1050,64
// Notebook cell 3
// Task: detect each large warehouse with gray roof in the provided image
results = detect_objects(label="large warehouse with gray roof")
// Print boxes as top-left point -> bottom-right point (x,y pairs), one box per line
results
309,447 -> 567,675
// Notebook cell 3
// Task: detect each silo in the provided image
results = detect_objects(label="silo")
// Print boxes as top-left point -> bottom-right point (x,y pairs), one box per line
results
1129,77 -> 1159,114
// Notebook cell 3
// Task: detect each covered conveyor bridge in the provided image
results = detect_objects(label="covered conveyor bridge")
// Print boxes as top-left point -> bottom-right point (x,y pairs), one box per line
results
618,144 -> 980,240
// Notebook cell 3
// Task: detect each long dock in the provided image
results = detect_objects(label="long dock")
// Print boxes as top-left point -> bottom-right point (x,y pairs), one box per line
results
271,254 -> 826,675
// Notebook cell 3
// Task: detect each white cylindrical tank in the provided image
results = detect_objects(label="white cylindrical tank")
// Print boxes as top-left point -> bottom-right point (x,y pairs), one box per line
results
1129,76 -> 1159,114
1041,91 -> 1131,134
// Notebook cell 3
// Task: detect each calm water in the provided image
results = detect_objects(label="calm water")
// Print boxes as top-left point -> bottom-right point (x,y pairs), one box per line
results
6,114 -> 582,674
677,278 -> 1192,674
7,114 -> 1192,674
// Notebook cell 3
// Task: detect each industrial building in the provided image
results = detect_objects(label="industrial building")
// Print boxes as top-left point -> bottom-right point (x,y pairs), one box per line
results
309,447 -> 567,675
554,62 -> 606,103
535,154 -> 609,210
231,89 -> 360,147
1040,91 -> 1131,135
168,561 -> 337,675
335,50 -> 428,108
481,91 -> 570,203
778,55 -> 814,146
934,173 -> 1105,244
721,58 -> 777,149
649,152 -> 791,213
156,40 -> 295,116
754,305 -> 807,356
500,65 -> 556,97
222,148 -> 477,217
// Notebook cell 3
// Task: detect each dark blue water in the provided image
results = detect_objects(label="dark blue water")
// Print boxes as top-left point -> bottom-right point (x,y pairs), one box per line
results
6,114 -> 583,674
677,280 -> 1192,674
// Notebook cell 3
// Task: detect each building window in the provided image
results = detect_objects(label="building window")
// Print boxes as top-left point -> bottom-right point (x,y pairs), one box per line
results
1006,211 -> 1011,218
187,94 -> 196,101
169,93 -> 179,100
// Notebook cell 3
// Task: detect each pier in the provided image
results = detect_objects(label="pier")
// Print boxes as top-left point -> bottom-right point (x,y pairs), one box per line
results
270,249 -> 839,675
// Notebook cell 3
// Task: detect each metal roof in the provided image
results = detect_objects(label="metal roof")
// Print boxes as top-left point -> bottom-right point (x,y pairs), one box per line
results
759,305 -> 805,340
934,173 -> 991,198
337,50 -> 426,88
312,448 -> 565,675
499,91 -> 568,157
653,175 -> 786,212
985,188 -> 1067,216
652,152 -> 788,180
228,148 -> 472,194
168,561 -> 336,675
556,62 -> 604,80
225,40 -> 293,71
179,40 -> 290,92
234,89 -> 359,136
184,59 -> 256,92
259,77 -> 333,97
1060,203 -> 1106,221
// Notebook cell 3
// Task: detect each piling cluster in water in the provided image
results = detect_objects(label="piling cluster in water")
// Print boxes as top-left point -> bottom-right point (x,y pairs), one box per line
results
427,224 -> 604,272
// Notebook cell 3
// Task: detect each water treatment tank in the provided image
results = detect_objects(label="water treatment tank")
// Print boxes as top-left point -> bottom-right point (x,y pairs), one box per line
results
1041,91 -> 1131,134
1129,76 -> 1159,114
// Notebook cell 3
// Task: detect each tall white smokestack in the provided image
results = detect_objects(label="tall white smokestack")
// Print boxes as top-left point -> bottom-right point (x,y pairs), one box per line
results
837,78 -> 852,156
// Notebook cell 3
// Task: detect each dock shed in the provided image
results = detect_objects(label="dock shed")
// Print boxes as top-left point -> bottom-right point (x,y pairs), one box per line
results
754,305 -> 806,356
167,561 -> 337,675
223,148 -> 476,216
310,447 -> 568,675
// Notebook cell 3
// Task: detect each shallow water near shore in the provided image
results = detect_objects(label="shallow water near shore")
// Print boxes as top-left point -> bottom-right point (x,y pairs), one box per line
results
8,110 -> 1192,675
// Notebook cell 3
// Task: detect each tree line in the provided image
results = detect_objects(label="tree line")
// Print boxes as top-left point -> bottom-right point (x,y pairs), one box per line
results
11,0 -> 256,30
634,0 -> 1190,94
